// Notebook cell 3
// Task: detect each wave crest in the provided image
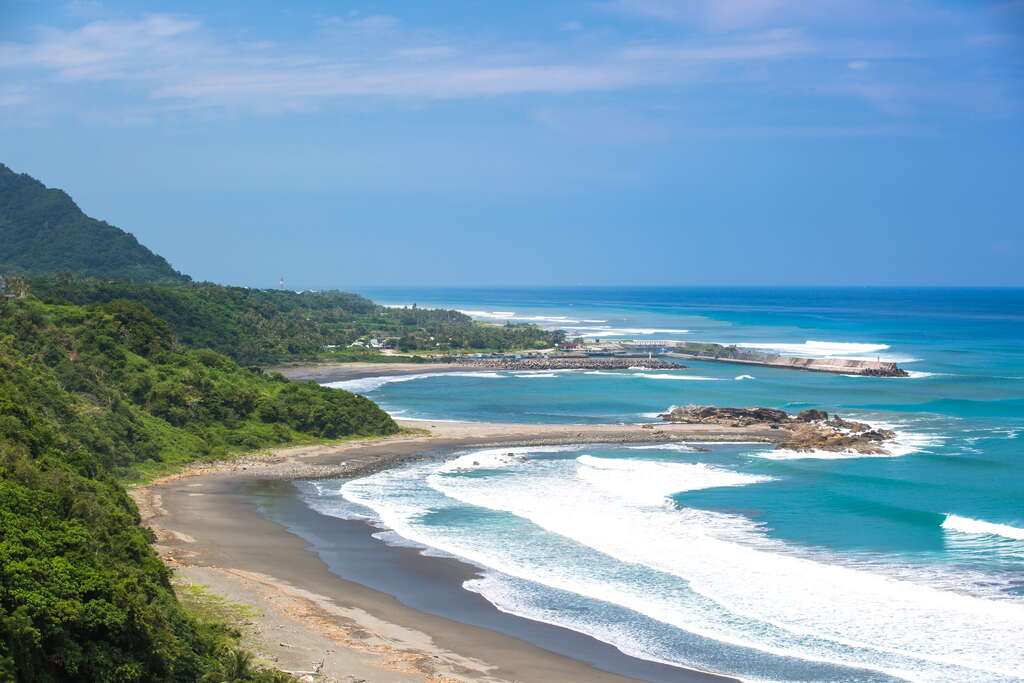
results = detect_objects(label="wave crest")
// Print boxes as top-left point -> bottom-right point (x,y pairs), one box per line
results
942,515 -> 1024,541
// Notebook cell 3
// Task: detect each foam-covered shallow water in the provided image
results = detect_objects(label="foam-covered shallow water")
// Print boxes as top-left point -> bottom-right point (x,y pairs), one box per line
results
302,442 -> 1024,682
305,287 -> 1024,681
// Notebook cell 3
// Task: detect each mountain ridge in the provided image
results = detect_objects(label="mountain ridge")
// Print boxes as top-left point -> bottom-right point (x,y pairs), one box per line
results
0,162 -> 188,282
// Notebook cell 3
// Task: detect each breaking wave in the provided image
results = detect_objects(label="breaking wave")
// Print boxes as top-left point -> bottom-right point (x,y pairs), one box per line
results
942,515 -> 1024,541
326,445 -> 1024,682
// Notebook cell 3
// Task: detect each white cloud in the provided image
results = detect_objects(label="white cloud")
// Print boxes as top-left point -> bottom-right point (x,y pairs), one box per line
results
349,15 -> 400,32
396,46 -> 460,60
149,63 -> 665,101
610,0 -> 793,30
0,86 -> 31,108
1,15 -> 202,80
609,0 -> 967,32
0,11 -> 810,108
0,6 -> 1016,123
618,28 -> 812,61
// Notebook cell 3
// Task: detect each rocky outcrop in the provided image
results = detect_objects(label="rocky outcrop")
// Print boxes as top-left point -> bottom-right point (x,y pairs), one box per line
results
779,422 -> 895,454
658,405 -> 789,426
658,405 -> 897,454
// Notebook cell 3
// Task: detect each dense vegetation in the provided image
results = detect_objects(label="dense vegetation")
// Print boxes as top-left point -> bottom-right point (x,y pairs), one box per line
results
0,297 -> 398,681
28,277 -> 561,365
0,164 -> 187,283
0,160 -> 558,680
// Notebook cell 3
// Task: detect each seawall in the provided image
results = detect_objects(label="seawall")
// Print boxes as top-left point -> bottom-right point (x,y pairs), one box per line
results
663,347 -> 908,377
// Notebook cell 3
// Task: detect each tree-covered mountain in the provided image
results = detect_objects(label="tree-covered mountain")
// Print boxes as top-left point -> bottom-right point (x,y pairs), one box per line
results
29,277 -> 562,365
0,296 -> 398,681
0,163 -> 187,283
1,163 -> 559,363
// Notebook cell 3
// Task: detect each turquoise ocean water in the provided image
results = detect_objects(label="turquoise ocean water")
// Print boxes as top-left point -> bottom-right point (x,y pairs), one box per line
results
300,288 -> 1024,682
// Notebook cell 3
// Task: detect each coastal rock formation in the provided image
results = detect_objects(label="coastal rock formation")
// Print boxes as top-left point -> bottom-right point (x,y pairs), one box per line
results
658,405 -> 896,454
780,423 -> 895,454
659,405 -> 790,426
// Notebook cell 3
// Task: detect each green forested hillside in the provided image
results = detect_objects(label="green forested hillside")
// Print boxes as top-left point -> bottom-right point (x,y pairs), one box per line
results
0,164 -> 187,283
0,162 -> 558,363
0,297 -> 398,681
29,277 -> 561,365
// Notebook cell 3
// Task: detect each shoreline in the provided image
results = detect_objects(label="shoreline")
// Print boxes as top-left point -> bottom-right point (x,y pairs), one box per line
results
270,360 -> 686,384
271,361 -> 479,383
136,421 -> 776,682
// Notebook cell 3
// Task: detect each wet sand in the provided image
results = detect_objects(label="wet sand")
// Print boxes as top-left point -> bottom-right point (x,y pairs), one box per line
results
136,420 -> 776,682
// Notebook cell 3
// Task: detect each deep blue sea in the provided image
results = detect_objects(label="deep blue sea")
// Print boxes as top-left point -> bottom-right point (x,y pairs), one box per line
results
301,288 -> 1024,682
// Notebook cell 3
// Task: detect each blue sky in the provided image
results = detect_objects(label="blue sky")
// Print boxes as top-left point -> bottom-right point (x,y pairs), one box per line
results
1,0 -> 1022,288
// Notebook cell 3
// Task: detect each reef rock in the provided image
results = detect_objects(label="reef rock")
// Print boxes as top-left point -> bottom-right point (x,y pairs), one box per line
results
778,423 -> 890,454
658,404 -> 898,454
658,405 -> 789,427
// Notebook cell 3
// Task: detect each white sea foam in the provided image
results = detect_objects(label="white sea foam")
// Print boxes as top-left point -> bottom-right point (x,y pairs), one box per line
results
566,327 -> 691,337
325,371 -> 506,393
727,340 -> 920,364
457,309 -> 590,324
626,443 -> 698,452
436,445 -> 585,473
735,374 -> 755,380
409,451 -> 1024,682
457,309 -> 518,319
576,455 -> 773,506
634,373 -> 722,381
329,447 -> 1024,682
734,340 -> 889,357
324,373 -> 435,393
753,448 -> 902,461
942,515 -> 1024,541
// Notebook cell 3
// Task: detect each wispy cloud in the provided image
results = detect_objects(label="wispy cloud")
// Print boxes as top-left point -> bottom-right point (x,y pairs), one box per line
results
1,15 -> 202,80
0,4 -> 1018,126
611,0 -> 792,31
617,28 -> 812,61
0,12 -> 814,108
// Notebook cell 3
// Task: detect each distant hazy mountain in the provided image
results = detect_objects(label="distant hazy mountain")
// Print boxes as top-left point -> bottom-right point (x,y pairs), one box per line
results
0,163 -> 188,282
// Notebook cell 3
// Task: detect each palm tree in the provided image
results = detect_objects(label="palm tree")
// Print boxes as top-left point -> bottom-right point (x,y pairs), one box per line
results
222,649 -> 256,681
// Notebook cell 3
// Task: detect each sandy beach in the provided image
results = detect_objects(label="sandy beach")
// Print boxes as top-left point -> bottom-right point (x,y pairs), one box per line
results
272,362 -> 475,383
135,414 -> 782,683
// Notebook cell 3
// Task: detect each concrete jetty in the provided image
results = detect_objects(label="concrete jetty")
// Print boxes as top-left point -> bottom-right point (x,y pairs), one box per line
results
661,342 -> 908,377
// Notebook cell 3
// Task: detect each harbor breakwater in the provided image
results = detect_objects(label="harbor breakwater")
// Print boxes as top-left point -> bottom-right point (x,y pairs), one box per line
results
662,343 -> 908,377
450,357 -> 685,371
